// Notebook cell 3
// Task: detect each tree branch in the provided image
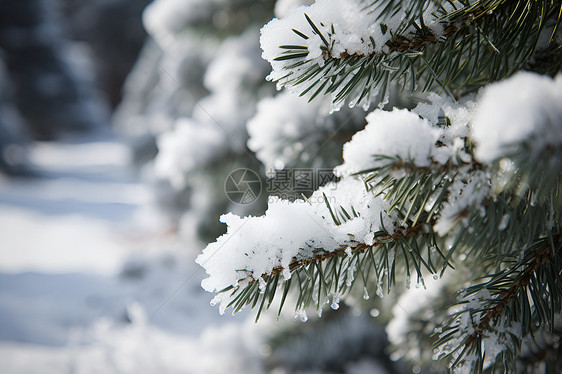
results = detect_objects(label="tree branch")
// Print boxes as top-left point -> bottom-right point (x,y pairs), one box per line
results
256,221 -> 427,282
464,234 -> 561,347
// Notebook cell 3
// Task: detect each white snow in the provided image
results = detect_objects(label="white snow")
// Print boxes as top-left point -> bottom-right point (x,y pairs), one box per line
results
247,92 -> 313,170
198,197 -> 347,298
152,28 -> 269,189
247,88 -> 367,171
0,311 -> 269,374
413,92 -> 475,143
204,29 -> 267,93
433,289 -> 521,373
433,170 -> 491,236
0,208 -> 132,275
262,0 -> 404,63
274,0 -> 315,19
0,135 -> 265,373
247,91 -> 355,170
198,176 -> 397,312
154,118 -> 225,188
335,108 -> 440,176
346,358 -> 389,374
260,0 -> 444,107
0,139 -> 147,275
471,72 -> 562,163
113,34 -> 217,138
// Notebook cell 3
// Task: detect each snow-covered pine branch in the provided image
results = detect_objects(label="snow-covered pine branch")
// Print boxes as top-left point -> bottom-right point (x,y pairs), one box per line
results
247,91 -> 365,171
434,235 -> 562,373
198,71 -> 562,370
260,0 -> 561,110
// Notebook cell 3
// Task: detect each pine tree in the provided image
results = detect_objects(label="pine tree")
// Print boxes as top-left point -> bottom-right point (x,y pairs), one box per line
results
115,0 -> 279,240
115,0 -> 367,241
197,1 -> 562,373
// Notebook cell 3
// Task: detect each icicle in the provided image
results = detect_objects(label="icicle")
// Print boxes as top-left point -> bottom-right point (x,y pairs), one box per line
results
377,90 -> 389,109
405,276 -> 411,289
345,256 -> 357,287
294,307 -> 308,322
330,293 -> 340,310
363,287 -> 370,300
329,99 -> 344,114
362,99 -> 372,111
376,283 -> 384,298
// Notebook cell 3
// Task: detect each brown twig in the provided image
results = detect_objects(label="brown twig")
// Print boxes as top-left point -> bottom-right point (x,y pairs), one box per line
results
385,25 -> 458,54
250,221 -> 427,283
328,25 -> 460,60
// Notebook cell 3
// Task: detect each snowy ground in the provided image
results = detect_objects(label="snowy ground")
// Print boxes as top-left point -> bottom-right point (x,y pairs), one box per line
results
0,134 -> 265,373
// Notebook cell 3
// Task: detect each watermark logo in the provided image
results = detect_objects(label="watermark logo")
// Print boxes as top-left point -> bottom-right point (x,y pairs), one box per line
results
266,168 -> 338,199
225,168 -> 339,205
225,168 -> 262,205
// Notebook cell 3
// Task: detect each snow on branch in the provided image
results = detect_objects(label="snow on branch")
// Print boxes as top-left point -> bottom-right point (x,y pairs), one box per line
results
261,0 -> 444,110
335,108 -> 455,177
471,72 -> 562,204
247,91 -> 365,171
434,234 -> 562,372
471,72 -> 562,163
196,177 -> 400,314
198,72 -> 561,322
262,0 -> 443,66
259,0 -> 560,109
198,100 -> 472,316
